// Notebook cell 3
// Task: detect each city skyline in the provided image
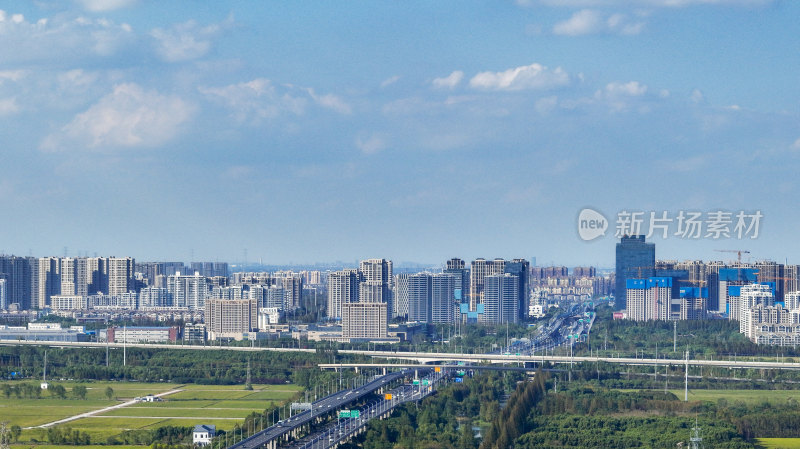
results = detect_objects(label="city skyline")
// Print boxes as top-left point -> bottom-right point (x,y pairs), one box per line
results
1,1 -> 799,266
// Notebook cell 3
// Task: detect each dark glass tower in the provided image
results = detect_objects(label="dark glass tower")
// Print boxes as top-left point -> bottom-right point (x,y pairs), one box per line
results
615,235 -> 655,310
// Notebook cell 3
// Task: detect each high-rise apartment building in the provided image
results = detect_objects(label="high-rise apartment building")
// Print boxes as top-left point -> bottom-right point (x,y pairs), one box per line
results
785,291 -> 800,311
393,273 -> 410,319
190,262 -> 229,278
86,257 -> 108,294
248,284 -> 285,309
572,267 -> 597,278
205,298 -> 257,340
327,269 -> 360,319
754,261 -> 785,302
470,258 -> 506,309
408,273 -> 431,323
504,259 -> 530,321
615,235 -> 655,310
0,279 -> 6,310
341,302 -> 388,339
280,275 -> 303,311
444,258 -> 469,309
60,258 -> 77,296
139,287 -> 171,308
431,273 -> 456,323
108,257 -> 135,296
737,283 -> 774,334
0,256 -> 34,310
38,257 -> 60,309
627,277 -> 673,321
482,273 -> 519,324
359,259 -> 393,321
168,272 -> 208,309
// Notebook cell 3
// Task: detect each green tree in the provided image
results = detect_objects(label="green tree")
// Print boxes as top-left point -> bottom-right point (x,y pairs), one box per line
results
50,384 -> 67,399
72,385 -> 87,400
9,425 -> 21,442
458,422 -> 477,449
105,386 -> 114,400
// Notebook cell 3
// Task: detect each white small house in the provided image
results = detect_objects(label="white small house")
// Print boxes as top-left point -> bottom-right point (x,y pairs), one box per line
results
193,425 -> 216,446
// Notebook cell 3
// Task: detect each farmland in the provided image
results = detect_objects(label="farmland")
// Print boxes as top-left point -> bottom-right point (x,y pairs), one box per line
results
0,381 -> 302,445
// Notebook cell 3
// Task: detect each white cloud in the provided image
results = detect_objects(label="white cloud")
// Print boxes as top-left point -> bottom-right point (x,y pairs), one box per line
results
151,20 -> 222,63
306,88 -> 351,114
355,133 -> 386,154
594,81 -> 649,111
553,9 -> 602,35
0,70 -> 25,82
503,184 -> 543,204
469,63 -> 570,91
792,138 -> 800,150
41,83 -> 193,151
535,96 -> 559,115
201,78 -> 350,122
532,0 -> 772,7
380,75 -> 400,88
200,78 -> 306,122
690,88 -> 704,103
75,0 -> 138,12
0,98 -> 19,115
664,155 -> 707,172
221,165 -> 255,180
553,9 -> 645,35
0,11 -> 134,63
432,71 -> 464,89
57,69 -> 100,91
601,81 -> 647,97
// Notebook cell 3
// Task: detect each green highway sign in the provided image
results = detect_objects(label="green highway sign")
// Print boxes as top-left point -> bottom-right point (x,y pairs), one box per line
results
351,410 -> 360,418
413,380 -> 420,385
338,410 -> 352,418
422,379 -> 430,386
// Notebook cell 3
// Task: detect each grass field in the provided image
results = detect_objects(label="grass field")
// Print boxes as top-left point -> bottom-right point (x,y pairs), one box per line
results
11,445 -> 144,449
757,438 -> 800,449
0,381 -> 302,445
668,389 -> 800,405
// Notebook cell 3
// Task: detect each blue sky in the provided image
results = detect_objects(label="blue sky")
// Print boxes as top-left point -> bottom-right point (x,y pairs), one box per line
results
1,0 -> 798,267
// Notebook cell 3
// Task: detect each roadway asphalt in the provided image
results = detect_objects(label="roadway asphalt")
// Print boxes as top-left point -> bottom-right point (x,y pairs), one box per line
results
286,372 -> 444,449
227,370 -> 411,449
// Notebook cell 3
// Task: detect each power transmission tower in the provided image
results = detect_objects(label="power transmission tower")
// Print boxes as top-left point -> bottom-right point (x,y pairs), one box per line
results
684,348 -> 689,402
674,321 -> 677,353
245,359 -> 253,390
689,417 -> 704,449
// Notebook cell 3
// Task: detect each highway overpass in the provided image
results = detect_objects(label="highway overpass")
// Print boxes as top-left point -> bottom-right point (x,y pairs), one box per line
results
2,340 -> 798,371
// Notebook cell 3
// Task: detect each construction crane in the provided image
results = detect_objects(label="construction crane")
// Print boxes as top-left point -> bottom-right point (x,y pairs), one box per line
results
630,266 -> 658,278
680,279 -> 707,286
715,249 -> 750,264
